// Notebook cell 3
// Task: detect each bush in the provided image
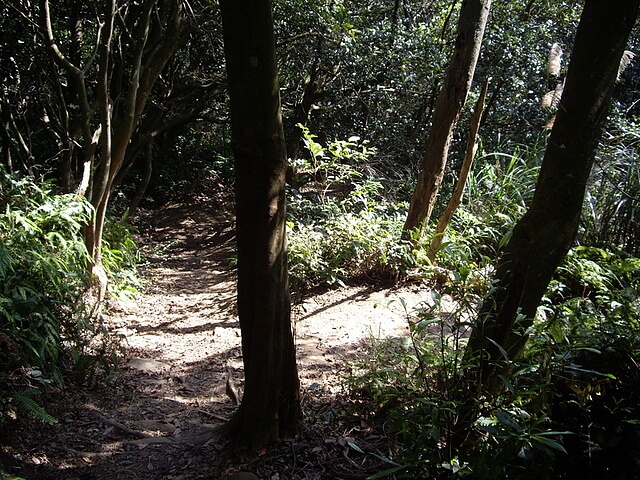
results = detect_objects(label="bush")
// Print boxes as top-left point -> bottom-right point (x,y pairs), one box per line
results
535,246 -> 640,478
348,244 -> 640,478
287,129 -> 416,290
0,169 -> 131,426
0,170 -> 93,381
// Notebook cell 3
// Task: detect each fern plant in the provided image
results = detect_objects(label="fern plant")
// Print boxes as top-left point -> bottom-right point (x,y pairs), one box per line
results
0,169 -> 93,380
10,388 -> 57,425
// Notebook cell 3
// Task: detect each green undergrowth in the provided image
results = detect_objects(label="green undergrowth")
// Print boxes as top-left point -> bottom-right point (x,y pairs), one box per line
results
286,133 -> 540,293
347,244 -> 640,479
286,128 -> 416,290
284,130 -> 640,478
0,168 -> 137,427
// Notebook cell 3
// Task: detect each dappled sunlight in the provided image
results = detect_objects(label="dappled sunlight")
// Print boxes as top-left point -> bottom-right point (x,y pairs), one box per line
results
4,201 -> 445,479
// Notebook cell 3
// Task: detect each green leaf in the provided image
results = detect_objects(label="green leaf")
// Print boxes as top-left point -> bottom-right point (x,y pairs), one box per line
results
366,466 -> 405,479
487,337 -> 510,361
531,435 -> 567,454
496,411 -> 521,431
369,452 -> 403,467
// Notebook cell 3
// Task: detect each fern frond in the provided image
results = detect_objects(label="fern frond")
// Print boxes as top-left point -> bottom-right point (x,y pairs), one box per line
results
12,388 -> 58,424
617,50 -> 635,80
547,43 -> 563,76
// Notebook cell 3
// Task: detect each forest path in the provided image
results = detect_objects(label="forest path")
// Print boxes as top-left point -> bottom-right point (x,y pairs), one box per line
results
15,201 -> 436,480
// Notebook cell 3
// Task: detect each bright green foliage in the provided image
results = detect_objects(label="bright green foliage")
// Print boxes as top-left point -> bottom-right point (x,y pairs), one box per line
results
102,218 -> 144,299
287,135 -> 547,292
0,169 -> 93,378
414,148 -> 541,286
546,246 -> 640,334
288,206 -> 411,288
287,129 -> 415,289
0,169 -> 133,425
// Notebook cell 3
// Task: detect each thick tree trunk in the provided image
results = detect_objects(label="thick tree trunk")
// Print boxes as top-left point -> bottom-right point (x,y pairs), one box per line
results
457,0 -> 640,444
403,0 -> 491,239
220,0 -> 301,450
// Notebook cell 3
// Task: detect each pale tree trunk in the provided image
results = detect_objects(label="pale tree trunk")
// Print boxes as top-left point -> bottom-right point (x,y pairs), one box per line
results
428,77 -> 489,261
455,0 -> 640,447
219,0 -> 301,450
1,101 -> 14,172
41,0 -> 184,298
403,0 -> 491,239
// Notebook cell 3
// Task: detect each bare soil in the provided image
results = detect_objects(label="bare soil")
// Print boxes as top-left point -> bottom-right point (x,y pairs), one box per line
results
2,201 -> 439,480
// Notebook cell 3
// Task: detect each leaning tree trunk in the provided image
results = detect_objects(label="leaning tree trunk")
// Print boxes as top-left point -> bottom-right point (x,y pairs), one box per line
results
457,0 -> 640,444
428,77 -> 489,261
219,0 -> 301,450
403,0 -> 491,239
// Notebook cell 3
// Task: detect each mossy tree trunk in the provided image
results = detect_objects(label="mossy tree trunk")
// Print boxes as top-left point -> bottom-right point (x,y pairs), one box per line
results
403,0 -> 491,239
219,0 -> 301,450
459,0 -> 640,435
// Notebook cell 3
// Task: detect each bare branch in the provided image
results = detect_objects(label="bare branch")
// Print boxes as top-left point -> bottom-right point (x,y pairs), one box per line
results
40,0 -> 82,76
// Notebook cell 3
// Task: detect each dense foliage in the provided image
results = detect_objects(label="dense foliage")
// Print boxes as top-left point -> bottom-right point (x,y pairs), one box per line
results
1,0 -> 638,477
0,169 -> 131,425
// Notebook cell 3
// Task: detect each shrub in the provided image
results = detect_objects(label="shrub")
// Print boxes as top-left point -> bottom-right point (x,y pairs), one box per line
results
287,129 -> 416,290
0,169 -> 131,426
347,244 -> 640,478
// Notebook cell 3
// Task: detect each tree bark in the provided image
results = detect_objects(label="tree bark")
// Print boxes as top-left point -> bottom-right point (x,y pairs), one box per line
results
219,0 -> 301,450
1,101 -> 13,173
123,141 -> 153,221
403,0 -> 491,239
41,0 -> 185,298
458,0 -> 640,440
428,77 -> 489,261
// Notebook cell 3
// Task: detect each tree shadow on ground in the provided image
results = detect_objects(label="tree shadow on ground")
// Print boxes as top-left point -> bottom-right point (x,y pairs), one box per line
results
3,336 -> 400,480
2,201 -> 424,479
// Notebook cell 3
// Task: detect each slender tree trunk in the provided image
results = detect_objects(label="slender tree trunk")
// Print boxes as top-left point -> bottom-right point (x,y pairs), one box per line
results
403,0 -> 491,239
124,141 -> 154,221
286,62 -> 327,187
1,101 -> 13,173
41,0 -> 184,297
428,77 -> 489,261
456,0 -> 640,446
220,0 -> 301,450
287,60 -> 326,162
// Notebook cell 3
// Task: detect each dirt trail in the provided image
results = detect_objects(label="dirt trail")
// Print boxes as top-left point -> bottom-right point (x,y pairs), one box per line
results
5,202 -> 436,480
